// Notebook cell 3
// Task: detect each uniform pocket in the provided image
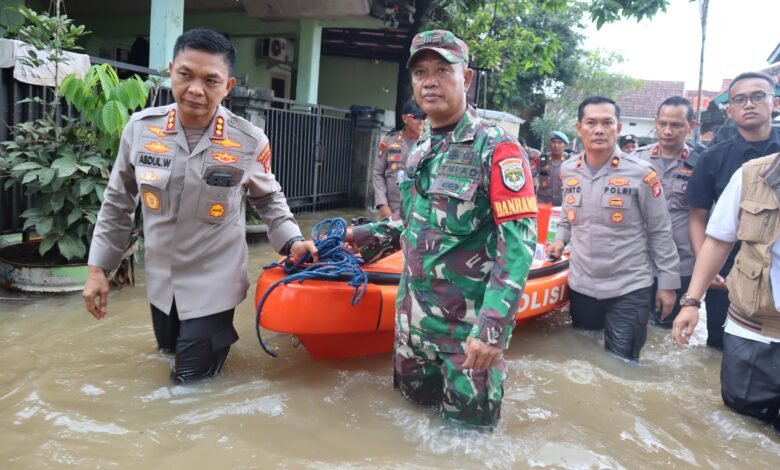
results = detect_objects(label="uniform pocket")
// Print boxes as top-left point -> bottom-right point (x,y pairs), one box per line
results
137,168 -> 172,216
737,200 -> 777,244
427,176 -> 479,236
197,165 -> 245,224
727,255 -> 767,315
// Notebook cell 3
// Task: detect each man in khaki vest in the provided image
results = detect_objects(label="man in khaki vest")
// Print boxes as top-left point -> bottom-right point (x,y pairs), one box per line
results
83,29 -> 317,384
674,152 -> 780,433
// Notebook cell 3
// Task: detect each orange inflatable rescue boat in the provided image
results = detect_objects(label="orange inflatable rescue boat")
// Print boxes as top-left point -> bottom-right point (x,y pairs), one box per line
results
255,204 -> 568,360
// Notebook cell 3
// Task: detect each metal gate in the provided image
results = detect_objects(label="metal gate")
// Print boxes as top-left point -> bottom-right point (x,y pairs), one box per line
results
264,99 -> 355,212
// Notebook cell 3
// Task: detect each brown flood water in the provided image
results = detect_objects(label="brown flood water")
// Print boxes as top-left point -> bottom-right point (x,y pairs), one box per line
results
1,210 -> 779,469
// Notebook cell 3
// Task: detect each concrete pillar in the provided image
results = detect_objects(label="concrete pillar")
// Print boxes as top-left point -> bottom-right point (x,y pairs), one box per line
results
149,0 -> 184,72
350,110 -> 392,209
229,86 -> 274,130
295,19 -> 322,105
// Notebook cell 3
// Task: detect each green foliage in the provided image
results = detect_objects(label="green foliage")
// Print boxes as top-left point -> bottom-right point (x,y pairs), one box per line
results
589,0 -> 670,29
0,5 -> 149,262
0,117 -> 105,261
530,109 -> 575,147
8,5 -> 88,67
61,64 -> 149,157
418,0 -> 668,115
557,50 -> 642,114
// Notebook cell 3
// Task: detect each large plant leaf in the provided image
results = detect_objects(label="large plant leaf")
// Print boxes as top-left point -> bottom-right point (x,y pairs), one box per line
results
51,156 -> 78,177
66,208 -> 83,226
12,161 -> 43,172
78,179 -> 95,196
57,234 -> 87,261
35,217 -> 53,236
100,101 -> 130,136
38,235 -> 59,257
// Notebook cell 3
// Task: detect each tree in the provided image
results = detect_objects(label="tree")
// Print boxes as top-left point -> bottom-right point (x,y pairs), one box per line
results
393,0 -> 670,126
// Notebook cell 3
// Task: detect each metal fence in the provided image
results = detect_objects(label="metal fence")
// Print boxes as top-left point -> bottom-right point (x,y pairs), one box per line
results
0,61 -> 356,233
264,98 -> 354,212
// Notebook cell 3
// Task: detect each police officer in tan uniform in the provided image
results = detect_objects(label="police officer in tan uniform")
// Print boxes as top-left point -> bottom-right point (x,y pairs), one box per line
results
83,29 -> 317,384
535,131 -> 569,206
372,100 -> 425,218
634,96 -> 695,328
547,96 -> 680,360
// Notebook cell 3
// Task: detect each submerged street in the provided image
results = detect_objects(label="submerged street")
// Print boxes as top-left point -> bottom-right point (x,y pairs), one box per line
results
1,211 -> 779,469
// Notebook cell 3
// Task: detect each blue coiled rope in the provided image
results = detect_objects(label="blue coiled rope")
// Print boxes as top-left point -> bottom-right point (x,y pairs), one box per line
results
255,217 -> 368,357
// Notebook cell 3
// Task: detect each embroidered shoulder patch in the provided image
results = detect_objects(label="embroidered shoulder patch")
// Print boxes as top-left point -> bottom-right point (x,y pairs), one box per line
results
490,142 -> 536,224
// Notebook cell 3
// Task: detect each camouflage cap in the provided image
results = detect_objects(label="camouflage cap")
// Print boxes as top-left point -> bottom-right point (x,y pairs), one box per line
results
407,30 -> 469,68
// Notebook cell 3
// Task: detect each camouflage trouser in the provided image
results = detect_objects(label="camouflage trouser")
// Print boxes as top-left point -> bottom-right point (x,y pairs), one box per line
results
393,341 -> 507,428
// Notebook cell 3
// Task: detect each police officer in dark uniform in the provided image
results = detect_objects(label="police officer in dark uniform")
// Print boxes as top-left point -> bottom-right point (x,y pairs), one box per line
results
685,71 -> 780,350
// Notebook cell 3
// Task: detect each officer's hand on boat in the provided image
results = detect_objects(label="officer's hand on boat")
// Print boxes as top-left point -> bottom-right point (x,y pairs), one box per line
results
83,266 -> 110,320
545,240 -> 565,261
290,240 -> 319,263
463,337 -> 502,371
672,307 -> 699,348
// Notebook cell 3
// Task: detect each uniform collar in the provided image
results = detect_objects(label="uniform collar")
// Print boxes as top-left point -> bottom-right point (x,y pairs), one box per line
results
450,105 -> 481,143
650,142 -> 691,160
732,127 -> 780,161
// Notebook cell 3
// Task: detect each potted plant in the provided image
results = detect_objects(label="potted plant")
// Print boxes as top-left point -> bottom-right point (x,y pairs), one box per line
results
0,4 -> 149,292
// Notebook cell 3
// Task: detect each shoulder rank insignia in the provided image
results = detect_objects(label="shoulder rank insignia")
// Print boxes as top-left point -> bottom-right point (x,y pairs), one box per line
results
610,156 -> 621,168
213,115 -> 226,138
165,109 -> 176,131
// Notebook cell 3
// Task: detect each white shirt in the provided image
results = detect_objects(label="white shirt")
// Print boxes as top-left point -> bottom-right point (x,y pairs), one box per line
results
706,168 -> 780,343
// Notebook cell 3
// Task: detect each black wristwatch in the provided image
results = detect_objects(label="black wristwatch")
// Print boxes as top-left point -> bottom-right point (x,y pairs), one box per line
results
282,236 -> 305,255
679,293 -> 702,308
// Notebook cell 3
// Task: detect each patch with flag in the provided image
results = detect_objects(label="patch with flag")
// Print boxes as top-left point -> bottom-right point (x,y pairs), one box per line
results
490,141 -> 536,224
257,144 -> 272,172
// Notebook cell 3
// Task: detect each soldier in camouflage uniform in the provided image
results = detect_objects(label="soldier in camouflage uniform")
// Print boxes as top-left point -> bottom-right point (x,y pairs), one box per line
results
372,100 -> 425,218
348,30 -> 537,427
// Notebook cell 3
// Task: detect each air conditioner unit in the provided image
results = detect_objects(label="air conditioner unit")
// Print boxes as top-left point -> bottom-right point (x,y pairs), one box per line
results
257,38 -> 289,62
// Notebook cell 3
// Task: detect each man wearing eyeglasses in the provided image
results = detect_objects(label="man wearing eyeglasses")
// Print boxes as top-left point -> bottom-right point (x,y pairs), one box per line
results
635,96 -> 695,328
685,72 -> 780,350
373,99 -> 425,218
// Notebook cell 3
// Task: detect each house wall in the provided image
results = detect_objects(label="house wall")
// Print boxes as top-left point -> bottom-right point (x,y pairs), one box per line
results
318,55 -> 399,111
621,117 -> 656,142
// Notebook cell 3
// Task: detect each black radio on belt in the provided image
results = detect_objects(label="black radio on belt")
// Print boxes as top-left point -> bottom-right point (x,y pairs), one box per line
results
206,172 -> 234,187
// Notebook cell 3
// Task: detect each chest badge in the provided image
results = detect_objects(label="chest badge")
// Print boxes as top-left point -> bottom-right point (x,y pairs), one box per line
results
611,211 -> 624,223
498,157 -> 526,191
608,196 -> 624,207
209,203 -> 225,218
211,137 -> 242,149
144,141 -> 171,154
143,191 -> 160,210
567,209 -> 576,222
566,177 -> 579,186
139,171 -> 158,182
211,151 -> 239,164
147,126 -> 172,137
608,177 -> 630,186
